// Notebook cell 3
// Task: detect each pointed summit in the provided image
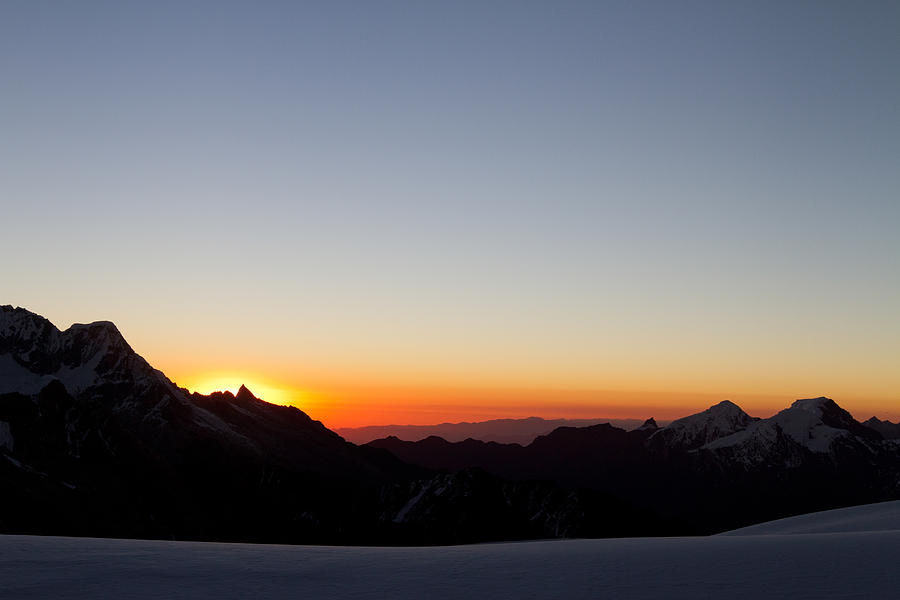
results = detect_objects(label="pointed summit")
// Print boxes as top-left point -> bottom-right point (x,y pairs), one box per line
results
235,384 -> 257,402
638,418 -> 659,431
649,400 -> 756,450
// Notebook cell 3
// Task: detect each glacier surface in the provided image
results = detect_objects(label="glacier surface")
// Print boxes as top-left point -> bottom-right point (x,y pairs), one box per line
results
3,500 -> 900,599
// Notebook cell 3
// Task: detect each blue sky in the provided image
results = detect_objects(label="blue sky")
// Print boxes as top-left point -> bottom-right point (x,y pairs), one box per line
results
2,1 -> 899,423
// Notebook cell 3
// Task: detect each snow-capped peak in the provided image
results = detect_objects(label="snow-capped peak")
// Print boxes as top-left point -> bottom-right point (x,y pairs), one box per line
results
649,400 -> 756,450
790,397 -> 835,414
1,307 -> 146,396
0,305 -> 61,353
704,397 -> 876,456
1,306 -> 132,366
768,400 -> 846,452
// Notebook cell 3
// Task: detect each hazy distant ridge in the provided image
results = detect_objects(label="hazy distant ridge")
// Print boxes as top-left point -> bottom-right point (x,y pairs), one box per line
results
337,417 -> 660,445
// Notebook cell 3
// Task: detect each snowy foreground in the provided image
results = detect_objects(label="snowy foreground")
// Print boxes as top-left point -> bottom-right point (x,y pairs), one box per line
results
4,501 -> 900,600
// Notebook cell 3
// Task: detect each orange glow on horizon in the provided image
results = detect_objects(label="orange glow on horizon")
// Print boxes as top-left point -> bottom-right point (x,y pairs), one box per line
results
164,368 -> 900,431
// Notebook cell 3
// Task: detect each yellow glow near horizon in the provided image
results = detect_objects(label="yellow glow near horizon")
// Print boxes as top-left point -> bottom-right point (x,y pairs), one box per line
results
136,343 -> 900,431
175,371 -> 298,407
162,365 -> 900,431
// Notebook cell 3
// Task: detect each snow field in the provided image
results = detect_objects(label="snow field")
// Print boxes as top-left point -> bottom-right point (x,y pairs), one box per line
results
4,501 -> 900,600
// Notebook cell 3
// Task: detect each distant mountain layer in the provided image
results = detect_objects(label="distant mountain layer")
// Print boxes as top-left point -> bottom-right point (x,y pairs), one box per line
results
337,417 -> 662,445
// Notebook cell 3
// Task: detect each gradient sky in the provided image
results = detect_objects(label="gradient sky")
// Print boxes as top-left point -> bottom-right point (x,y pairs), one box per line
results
3,1 -> 899,427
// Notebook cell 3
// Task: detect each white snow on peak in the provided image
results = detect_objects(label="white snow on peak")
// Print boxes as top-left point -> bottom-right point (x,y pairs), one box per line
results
0,306 -> 62,361
705,397 -> 850,454
651,400 -> 754,448
789,397 -> 833,415
768,400 -> 848,452
0,306 -> 52,338
0,311 -> 138,396
0,353 -> 50,395
1,307 -> 129,369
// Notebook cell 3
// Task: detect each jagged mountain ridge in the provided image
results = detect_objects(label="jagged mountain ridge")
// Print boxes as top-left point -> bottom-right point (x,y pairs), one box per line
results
0,305 -> 653,543
646,400 -> 758,451
370,395 -> 896,471
863,416 -> 900,440
4,304 -> 900,540
0,305 -> 435,542
0,305 -> 394,480
703,397 -> 884,462
370,395 -> 900,533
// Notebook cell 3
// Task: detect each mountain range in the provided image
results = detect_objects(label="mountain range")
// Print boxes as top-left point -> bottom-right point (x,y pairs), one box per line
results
370,398 -> 900,533
2,304 -> 900,543
337,416 -> 660,445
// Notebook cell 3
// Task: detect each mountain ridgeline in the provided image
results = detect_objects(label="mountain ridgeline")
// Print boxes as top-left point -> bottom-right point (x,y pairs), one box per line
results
2,305 -> 900,543
370,399 -> 900,533
336,417 -> 656,446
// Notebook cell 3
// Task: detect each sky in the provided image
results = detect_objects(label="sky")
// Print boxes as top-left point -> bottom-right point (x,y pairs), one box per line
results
2,1 -> 899,427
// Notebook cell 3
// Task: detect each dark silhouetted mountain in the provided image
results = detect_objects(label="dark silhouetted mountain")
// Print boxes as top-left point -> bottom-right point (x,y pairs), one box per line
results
0,305 -> 680,544
636,417 -> 659,431
337,416 -> 656,445
378,467 -> 663,543
372,420 -> 658,483
2,306 -> 597,544
0,305 -> 439,543
863,416 -> 900,440
369,396 -> 900,534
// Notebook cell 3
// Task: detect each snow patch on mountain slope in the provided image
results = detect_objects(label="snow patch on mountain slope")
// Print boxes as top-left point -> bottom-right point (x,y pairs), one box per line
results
53,354 -> 104,393
0,353 -> 48,395
0,351 -> 105,396
394,487 -> 427,523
